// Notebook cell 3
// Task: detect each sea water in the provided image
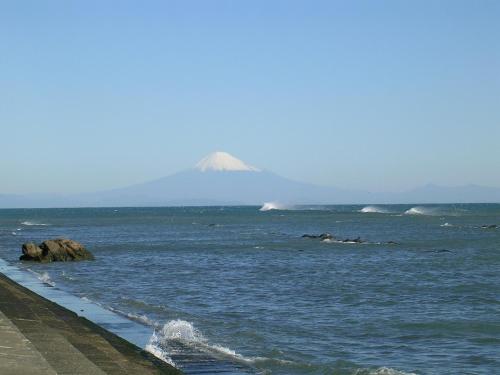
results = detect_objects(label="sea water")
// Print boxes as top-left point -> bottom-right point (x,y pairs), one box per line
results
0,204 -> 498,374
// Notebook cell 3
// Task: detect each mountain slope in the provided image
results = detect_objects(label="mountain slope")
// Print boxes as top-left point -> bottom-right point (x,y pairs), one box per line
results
1,152 -> 500,207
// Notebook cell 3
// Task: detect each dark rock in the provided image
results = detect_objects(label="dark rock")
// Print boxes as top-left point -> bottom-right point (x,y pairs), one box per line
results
302,232 -> 334,240
342,237 -> 364,243
21,242 -> 43,260
20,238 -> 94,262
481,224 -> 498,229
387,241 -> 399,245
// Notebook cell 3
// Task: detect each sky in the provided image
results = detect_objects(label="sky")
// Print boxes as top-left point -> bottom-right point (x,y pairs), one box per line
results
1,0 -> 499,194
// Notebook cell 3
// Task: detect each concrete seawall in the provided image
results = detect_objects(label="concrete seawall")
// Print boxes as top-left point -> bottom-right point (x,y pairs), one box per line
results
0,272 -> 181,375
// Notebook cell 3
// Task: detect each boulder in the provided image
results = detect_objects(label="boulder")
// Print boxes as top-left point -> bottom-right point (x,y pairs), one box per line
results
302,232 -> 334,240
21,242 -> 43,260
20,238 -> 94,262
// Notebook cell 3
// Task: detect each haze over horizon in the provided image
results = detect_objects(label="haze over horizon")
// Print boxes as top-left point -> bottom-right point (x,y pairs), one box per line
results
1,1 -> 499,195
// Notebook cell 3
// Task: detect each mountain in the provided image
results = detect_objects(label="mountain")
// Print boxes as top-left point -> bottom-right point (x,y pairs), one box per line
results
1,152 -> 499,208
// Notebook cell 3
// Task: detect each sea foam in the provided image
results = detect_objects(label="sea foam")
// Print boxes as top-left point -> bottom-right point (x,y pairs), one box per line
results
355,367 -> 417,375
259,202 -> 286,211
146,319 -> 267,366
21,221 -> 49,226
360,205 -> 388,214
28,270 -> 56,287
404,206 -> 434,216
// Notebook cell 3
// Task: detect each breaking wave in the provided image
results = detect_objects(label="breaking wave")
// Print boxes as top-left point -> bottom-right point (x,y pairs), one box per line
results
440,222 -> 453,227
98,304 -> 161,328
21,221 -> 50,226
28,270 -> 56,287
360,205 -> 389,214
354,367 -> 417,375
404,206 -> 435,216
259,202 -> 287,211
146,319 -> 270,367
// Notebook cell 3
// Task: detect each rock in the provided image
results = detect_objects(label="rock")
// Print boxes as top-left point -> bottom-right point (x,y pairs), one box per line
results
302,232 -> 334,240
20,238 -> 94,262
21,242 -> 43,260
386,241 -> 399,245
481,224 -> 498,229
342,237 -> 364,243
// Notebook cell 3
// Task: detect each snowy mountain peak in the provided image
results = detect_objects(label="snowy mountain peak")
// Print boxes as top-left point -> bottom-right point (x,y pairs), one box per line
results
195,151 -> 260,172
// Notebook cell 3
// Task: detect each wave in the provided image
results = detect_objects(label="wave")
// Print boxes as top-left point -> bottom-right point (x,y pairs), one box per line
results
146,319 -> 270,367
21,221 -> 50,226
404,206 -> 436,216
404,205 -> 468,216
354,367 -> 417,375
440,222 -> 453,227
60,270 -> 76,281
360,205 -> 389,214
121,311 -> 158,327
28,270 -> 56,287
145,331 -> 177,367
259,202 -> 287,211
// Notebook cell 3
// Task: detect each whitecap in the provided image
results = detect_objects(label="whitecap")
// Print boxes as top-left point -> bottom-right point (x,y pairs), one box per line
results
259,202 -> 287,211
21,221 -> 50,226
440,222 -> 453,227
404,206 -> 435,216
359,205 -> 388,214
355,367 -> 417,375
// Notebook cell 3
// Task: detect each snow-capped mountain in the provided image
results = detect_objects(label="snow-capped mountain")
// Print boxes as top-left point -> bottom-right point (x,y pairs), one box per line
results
195,151 -> 260,172
1,152 -> 500,207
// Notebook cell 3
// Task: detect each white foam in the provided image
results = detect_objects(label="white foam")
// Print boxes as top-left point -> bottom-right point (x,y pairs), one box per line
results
259,202 -> 287,211
28,270 -> 56,287
145,331 -> 176,367
147,319 -> 268,366
440,222 -> 453,227
360,205 -> 388,214
61,271 -> 76,281
21,221 -> 49,226
355,367 -> 417,375
404,206 -> 434,216
126,312 -> 158,327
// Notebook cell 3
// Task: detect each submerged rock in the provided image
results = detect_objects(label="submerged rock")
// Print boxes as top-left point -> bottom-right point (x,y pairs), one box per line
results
20,238 -> 94,262
481,224 -> 498,229
342,237 -> 364,243
302,233 -> 334,240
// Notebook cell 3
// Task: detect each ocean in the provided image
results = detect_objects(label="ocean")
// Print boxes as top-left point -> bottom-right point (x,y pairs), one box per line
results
0,204 -> 498,375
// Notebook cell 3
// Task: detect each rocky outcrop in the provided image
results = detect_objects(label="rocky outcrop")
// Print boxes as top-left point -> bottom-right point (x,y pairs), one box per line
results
302,233 -> 334,240
20,238 -> 94,262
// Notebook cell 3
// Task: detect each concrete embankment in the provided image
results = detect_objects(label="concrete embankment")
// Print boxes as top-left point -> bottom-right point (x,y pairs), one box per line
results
0,272 -> 181,375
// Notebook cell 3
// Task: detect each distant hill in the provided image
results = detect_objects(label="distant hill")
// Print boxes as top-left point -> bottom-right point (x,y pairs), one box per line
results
1,152 -> 499,208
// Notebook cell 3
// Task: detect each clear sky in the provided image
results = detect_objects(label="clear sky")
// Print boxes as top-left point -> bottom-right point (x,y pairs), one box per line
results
1,1 -> 499,194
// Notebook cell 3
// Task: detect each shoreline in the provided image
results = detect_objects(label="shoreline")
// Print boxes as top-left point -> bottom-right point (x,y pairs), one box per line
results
0,268 -> 181,375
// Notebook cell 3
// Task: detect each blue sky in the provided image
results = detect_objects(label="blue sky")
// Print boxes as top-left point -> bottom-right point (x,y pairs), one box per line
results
1,1 -> 499,194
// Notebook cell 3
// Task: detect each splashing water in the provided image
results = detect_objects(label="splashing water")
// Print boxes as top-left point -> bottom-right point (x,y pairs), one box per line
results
259,202 -> 287,211
360,206 -> 389,214
21,221 -> 50,226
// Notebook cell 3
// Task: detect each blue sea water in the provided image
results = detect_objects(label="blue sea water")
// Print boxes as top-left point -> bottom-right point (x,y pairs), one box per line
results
0,204 -> 499,375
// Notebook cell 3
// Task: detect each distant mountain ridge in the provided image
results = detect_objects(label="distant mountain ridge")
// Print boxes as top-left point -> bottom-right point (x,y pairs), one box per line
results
1,152 -> 499,208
